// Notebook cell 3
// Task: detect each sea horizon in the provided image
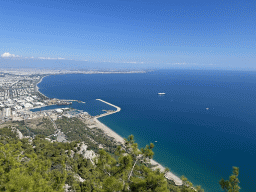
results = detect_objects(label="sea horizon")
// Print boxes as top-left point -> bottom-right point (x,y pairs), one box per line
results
37,69 -> 256,192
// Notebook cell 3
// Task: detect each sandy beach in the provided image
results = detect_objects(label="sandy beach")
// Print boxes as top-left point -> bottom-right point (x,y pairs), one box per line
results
94,116 -> 182,185
93,117 -> 125,145
94,99 -> 182,186
36,75 -> 49,98
36,78 -> 183,186
150,159 -> 183,185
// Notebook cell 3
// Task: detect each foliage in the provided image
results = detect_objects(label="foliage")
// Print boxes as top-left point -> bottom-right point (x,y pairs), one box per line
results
0,126 -> 205,192
219,167 -> 240,192
55,117 -> 117,153
13,117 -> 55,137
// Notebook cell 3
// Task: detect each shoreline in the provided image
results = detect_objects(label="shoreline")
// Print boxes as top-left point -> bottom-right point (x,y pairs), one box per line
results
94,99 -> 124,145
36,75 -> 183,186
150,159 -> 183,185
36,75 -> 49,98
93,117 -> 125,145
36,75 -> 82,103
94,99 -> 182,186
94,116 -> 182,185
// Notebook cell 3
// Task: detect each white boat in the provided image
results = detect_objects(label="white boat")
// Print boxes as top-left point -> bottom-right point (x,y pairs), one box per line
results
158,93 -> 166,95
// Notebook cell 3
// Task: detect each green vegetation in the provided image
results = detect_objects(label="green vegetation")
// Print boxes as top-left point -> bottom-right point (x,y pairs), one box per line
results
14,117 -> 55,137
0,126 -> 207,192
5,114 -> 245,192
0,116 -> 240,192
219,167 -> 240,192
28,117 -> 55,136
0,128 -> 73,191
56,117 -> 117,153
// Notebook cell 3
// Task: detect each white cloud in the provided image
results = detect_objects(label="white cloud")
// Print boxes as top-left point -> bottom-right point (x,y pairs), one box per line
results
123,61 -> 144,64
166,62 -> 198,65
1,52 -> 67,60
38,57 -> 66,60
173,62 -> 187,65
1,52 -> 19,58
38,57 -> 54,60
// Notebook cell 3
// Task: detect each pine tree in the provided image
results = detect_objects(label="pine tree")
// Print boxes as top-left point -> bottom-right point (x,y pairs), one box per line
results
219,167 -> 240,192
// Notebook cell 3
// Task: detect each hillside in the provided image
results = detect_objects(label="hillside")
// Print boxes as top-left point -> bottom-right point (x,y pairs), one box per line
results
0,125 -> 205,192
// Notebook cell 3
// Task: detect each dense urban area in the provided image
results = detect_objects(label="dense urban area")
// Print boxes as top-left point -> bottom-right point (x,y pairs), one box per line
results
0,71 -> 73,122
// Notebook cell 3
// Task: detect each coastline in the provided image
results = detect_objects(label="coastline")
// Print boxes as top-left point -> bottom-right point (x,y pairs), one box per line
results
93,99 -> 124,145
93,117 -> 125,145
36,74 -> 183,186
150,159 -> 183,185
36,75 -> 49,98
94,117 -> 182,186
94,99 -> 182,186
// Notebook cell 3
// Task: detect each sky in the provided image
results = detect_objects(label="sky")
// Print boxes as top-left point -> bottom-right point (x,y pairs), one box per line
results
0,0 -> 255,69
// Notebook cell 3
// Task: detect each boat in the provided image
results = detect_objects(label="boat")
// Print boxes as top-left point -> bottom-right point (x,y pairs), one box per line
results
158,93 -> 166,95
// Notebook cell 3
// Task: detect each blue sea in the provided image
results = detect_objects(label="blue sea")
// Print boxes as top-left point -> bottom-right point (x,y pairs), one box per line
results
38,69 -> 256,192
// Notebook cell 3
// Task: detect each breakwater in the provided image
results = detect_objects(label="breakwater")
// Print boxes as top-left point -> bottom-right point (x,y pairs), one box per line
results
95,99 -> 121,118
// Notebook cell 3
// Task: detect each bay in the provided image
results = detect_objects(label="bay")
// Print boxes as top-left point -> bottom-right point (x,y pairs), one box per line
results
38,69 -> 256,192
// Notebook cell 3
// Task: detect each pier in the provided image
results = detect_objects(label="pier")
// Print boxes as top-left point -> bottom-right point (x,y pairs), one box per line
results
95,99 -> 121,118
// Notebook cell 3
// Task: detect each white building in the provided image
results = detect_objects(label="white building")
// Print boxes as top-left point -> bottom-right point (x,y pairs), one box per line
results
14,105 -> 23,110
24,103 -> 33,108
25,97 -> 34,102
35,102 -> 45,106
55,109 -> 63,113
7,99 -> 14,103
17,100 -> 26,103
5,108 -> 11,117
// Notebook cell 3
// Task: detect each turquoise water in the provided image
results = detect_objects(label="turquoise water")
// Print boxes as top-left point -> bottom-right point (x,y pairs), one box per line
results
38,70 -> 256,192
